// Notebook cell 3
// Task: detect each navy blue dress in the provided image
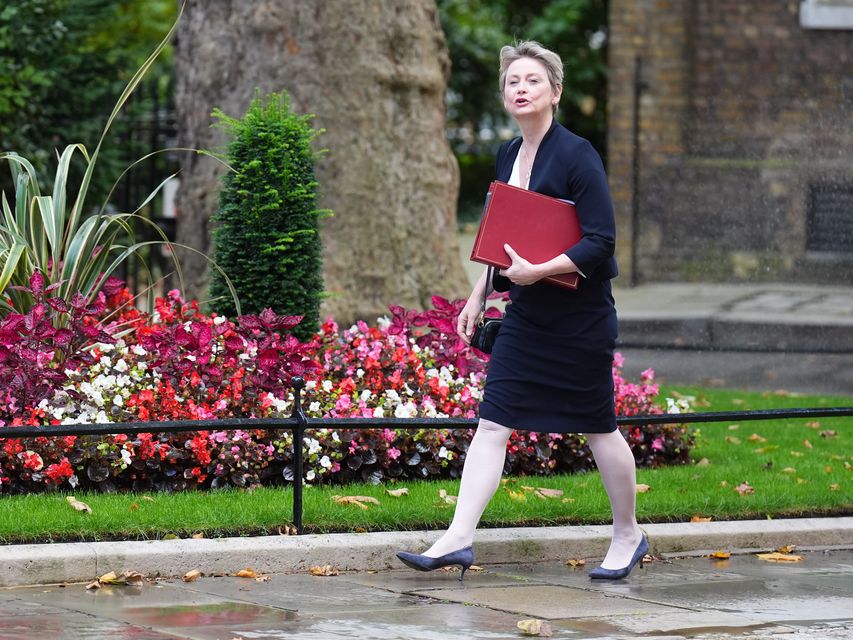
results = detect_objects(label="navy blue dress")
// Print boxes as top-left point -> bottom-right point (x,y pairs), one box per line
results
479,120 -> 619,434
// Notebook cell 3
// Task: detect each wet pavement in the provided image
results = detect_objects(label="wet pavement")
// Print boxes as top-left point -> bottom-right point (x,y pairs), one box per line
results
1,548 -> 851,640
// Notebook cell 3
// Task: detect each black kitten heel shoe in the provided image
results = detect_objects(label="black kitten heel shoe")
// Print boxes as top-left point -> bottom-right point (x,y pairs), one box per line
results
588,534 -> 649,580
396,546 -> 475,581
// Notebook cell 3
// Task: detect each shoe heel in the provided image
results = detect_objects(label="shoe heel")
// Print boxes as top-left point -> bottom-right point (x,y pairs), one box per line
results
459,563 -> 471,582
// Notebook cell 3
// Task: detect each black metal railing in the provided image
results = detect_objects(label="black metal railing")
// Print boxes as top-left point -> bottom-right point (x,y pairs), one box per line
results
1,377 -> 852,534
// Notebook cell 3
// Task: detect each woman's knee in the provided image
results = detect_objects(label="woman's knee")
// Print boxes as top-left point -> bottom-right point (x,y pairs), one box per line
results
476,418 -> 514,438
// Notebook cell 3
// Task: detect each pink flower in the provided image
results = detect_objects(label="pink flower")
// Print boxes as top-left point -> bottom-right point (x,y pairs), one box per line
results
387,447 -> 401,460
651,437 -> 664,451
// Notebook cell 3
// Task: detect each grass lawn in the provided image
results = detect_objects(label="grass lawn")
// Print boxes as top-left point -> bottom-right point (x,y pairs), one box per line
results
1,386 -> 850,544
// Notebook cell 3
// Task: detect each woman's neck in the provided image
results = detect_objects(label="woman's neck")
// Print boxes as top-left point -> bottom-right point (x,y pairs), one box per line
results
517,113 -> 553,149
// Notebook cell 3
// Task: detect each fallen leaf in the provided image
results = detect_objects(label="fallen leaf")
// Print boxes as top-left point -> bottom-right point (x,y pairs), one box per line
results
734,481 -> 754,495
731,398 -> 744,405
709,551 -> 730,559
757,552 -> 803,562
534,488 -> 564,499
438,489 -> 457,505
790,451 -> 804,457
507,489 -> 527,501
163,533 -> 178,540
778,544 -> 797,554
517,619 -> 553,637
565,558 -> 586,568
691,515 -> 712,523
85,580 -> 101,590
130,503 -> 139,511
725,436 -> 741,445
696,458 -> 710,466
720,480 -> 729,487
824,466 -> 834,473
561,497 -> 576,503
753,445 -> 779,454
235,568 -> 258,579
183,570 -> 202,582
354,527 -> 367,533
747,433 -> 767,443
819,430 -> 837,439
141,496 -> 155,502
332,495 -> 380,510
636,484 -> 651,493
66,496 -> 92,514
728,424 -> 740,431
97,570 -> 144,586
385,487 -> 409,498
782,467 -> 796,474
805,421 -> 821,429
830,483 -> 840,491
309,565 -> 340,577
774,389 -> 791,397
803,439 -> 813,449
796,477 -> 808,484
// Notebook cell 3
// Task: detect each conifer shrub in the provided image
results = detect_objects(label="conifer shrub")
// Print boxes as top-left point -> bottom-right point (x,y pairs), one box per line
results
209,91 -> 325,341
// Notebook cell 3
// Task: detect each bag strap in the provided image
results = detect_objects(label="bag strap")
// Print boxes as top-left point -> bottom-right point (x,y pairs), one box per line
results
480,266 -> 494,318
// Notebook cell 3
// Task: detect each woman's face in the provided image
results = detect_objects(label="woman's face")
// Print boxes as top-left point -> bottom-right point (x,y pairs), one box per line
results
503,57 -> 560,120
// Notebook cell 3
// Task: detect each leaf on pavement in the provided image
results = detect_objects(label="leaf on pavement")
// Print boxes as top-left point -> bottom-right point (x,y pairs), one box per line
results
734,481 -> 754,495
565,558 -> 585,568
66,496 -> 92,514
183,570 -> 202,582
777,544 -> 797,554
757,552 -> 802,562
636,483 -> 651,493
235,568 -> 259,579
97,570 -> 144,586
309,564 -> 339,576
332,495 -> 380,509
709,551 -> 730,559
517,619 -> 553,637
385,487 -> 409,498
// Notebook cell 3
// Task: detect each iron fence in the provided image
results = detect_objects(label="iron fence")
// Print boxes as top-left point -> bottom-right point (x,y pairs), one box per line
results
1,377 -> 851,534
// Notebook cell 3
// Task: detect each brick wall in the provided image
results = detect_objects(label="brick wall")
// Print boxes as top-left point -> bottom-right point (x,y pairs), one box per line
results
608,0 -> 853,284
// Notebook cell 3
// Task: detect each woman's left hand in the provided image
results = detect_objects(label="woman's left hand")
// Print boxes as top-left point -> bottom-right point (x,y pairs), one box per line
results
502,244 -> 543,286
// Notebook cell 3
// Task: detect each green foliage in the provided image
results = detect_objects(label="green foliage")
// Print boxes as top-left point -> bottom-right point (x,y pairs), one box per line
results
0,5 -> 191,319
209,92 -> 325,341
0,0 -> 177,204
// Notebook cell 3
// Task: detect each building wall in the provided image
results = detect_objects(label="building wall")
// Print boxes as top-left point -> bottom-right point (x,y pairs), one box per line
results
608,0 -> 853,284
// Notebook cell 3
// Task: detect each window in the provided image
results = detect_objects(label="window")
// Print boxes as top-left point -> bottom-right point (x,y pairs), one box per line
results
800,0 -> 853,29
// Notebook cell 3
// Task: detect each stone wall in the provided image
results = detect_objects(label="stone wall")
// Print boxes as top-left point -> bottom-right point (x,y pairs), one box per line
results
608,0 -> 853,284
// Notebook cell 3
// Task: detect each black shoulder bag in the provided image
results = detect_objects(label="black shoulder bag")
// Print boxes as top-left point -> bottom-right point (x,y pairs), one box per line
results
469,266 -> 503,354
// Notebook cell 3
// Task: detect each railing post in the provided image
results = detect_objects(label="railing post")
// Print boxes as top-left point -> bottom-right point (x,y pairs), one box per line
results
290,376 -> 307,534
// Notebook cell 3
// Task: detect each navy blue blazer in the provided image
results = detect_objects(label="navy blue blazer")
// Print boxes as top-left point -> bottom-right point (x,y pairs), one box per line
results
494,119 -> 619,283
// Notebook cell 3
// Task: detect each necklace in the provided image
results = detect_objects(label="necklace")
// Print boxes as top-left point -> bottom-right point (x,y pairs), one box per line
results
520,143 -> 535,188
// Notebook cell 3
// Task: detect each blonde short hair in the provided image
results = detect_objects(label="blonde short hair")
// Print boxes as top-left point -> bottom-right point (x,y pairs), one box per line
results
499,41 -> 563,111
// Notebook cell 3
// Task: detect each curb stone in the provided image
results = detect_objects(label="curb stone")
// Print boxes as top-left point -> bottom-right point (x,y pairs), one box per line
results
1,516 -> 851,588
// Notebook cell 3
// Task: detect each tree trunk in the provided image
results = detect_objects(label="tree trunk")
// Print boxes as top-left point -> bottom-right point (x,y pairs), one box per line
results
174,0 -> 470,324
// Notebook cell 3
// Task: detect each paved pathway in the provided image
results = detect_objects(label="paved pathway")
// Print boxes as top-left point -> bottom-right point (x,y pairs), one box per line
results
2,548 -> 851,639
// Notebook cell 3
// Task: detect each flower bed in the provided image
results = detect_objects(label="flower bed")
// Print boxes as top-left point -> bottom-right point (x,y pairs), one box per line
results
0,275 -> 693,493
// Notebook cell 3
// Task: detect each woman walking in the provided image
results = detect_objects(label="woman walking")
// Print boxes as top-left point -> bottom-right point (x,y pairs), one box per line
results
397,41 -> 647,581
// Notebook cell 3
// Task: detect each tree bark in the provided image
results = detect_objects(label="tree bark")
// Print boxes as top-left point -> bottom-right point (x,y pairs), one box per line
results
174,0 -> 469,324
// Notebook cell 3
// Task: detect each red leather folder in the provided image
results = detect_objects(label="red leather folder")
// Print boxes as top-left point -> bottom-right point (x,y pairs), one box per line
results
470,180 -> 582,289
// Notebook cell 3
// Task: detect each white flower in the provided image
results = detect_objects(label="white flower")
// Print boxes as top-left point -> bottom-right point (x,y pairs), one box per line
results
322,380 -> 333,392
412,344 -> 421,354
95,410 -> 110,424
306,470 -> 316,481
394,402 -> 417,419
306,438 -> 322,455
360,389 -> 372,401
438,446 -> 449,459
385,389 -> 401,403
186,354 -> 196,362
377,316 -> 391,329
373,406 -> 385,418
113,395 -> 124,407
121,449 -> 133,465
213,315 -> 227,325
309,401 -> 321,413
99,355 -> 112,368
98,342 -> 115,353
332,431 -> 341,443
132,345 -> 147,356
356,368 -> 365,379
114,359 -> 129,373
305,380 -> 317,390
319,455 -> 332,469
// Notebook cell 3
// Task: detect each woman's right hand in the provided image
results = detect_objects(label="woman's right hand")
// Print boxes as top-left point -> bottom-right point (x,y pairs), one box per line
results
457,295 -> 482,345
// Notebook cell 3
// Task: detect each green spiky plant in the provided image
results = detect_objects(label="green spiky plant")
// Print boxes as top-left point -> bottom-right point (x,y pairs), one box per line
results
0,4 -> 236,323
